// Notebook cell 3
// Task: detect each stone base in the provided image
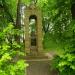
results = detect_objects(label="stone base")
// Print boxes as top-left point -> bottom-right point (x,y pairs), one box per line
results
25,54 -> 48,60
25,51 -> 58,75
26,58 -> 58,75
25,52 -> 48,60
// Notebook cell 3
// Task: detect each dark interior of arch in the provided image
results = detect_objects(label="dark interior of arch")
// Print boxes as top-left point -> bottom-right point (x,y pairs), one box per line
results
29,15 -> 37,46
29,15 -> 37,20
71,3 -> 75,19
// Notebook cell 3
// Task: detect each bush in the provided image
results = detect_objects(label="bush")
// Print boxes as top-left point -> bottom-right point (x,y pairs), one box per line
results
0,23 -> 28,75
52,51 -> 75,75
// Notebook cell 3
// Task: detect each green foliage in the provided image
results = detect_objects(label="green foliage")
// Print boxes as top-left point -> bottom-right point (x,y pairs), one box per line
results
52,51 -> 75,75
0,23 -> 28,75
43,32 -> 58,50
40,0 -> 72,52
0,0 -> 75,75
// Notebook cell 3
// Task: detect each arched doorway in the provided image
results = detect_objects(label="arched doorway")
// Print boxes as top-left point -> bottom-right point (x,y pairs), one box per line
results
29,15 -> 38,55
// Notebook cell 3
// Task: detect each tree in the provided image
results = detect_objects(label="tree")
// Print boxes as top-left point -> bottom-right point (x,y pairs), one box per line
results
0,0 -> 28,75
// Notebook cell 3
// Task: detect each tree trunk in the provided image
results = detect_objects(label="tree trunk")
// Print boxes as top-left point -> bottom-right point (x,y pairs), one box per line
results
15,0 -> 21,43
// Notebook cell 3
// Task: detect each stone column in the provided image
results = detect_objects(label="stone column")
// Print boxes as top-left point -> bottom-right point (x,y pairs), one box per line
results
25,15 -> 30,54
37,12 -> 43,53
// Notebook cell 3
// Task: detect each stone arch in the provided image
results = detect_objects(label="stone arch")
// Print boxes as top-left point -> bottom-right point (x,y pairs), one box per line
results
24,4 -> 43,55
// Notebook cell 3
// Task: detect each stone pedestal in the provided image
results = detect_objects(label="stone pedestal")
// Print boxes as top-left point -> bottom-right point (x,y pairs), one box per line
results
26,59 -> 58,75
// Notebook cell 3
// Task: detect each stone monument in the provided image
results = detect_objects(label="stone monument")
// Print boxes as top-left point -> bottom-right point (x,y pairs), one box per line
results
24,1 -> 58,75
24,0 -> 43,56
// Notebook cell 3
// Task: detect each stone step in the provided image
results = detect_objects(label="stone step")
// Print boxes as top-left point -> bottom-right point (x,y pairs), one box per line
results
25,54 -> 48,60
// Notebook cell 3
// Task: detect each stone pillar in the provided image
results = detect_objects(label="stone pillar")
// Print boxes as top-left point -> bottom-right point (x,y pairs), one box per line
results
37,13 -> 43,53
25,14 -> 30,54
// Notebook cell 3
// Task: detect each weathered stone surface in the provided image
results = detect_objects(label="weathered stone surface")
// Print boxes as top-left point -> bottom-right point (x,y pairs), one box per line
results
24,3 -> 43,55
26,59 -> 58,75
26,60 -> 50,75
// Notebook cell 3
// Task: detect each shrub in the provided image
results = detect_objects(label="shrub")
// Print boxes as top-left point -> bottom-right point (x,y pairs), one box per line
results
52,51 -> 75,75
0,23 -> 28,75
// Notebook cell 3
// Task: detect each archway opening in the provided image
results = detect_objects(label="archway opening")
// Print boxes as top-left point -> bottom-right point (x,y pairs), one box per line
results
71,3 -> 75,19
29,15 -> 37,54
